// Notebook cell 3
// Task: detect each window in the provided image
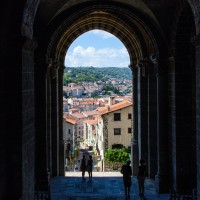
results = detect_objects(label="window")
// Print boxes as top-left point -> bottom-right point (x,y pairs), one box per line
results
68,129 -> 71,134
114,128 -> 121,135
128,128 -> 131,133
128,113 -> 132,119
114,113 -> 121,121
112,144 -> 123,149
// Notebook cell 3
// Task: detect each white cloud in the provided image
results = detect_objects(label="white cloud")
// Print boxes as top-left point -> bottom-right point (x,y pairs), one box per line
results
65,45 -> 130,67
90,30 -> 114,39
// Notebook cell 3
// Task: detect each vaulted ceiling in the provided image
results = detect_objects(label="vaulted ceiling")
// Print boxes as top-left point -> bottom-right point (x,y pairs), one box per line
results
34,0 -> 176,36
30,0 -> 195,66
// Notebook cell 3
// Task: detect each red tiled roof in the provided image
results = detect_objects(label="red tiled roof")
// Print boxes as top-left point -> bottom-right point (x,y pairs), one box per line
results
71,112 -> 86,119
63,114 -> 77,125
65,118 -> 77,125
83,119 -> 98,125
97,100 -> 132,115
82,110 -> 99,117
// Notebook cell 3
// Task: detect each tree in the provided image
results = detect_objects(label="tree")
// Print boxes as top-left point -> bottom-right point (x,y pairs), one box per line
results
104,148 -> 130,170
103,84 -> 120,94
91,91 -> 99,98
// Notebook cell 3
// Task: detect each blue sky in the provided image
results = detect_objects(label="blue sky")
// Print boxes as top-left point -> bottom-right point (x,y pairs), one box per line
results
64,29 -> 130,68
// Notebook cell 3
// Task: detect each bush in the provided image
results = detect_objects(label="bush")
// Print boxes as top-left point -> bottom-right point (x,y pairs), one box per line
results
104,148 -> 130,171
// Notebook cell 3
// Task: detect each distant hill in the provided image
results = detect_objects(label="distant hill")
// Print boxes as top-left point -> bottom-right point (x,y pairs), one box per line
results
63,66 -> 132,85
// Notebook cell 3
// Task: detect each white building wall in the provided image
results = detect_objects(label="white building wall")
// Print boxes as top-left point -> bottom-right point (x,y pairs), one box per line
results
103,106 -> 132,149
63,120 -> 74,141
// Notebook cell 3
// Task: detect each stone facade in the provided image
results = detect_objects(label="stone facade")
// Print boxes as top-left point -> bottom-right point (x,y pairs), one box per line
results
102,106 -> 132,149
1,0 -> 200,199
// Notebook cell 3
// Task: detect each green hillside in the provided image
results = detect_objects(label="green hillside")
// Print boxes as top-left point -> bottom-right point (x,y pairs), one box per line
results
63,66 -> 132,85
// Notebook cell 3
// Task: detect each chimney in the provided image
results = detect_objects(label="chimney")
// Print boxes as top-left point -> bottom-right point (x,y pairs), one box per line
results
109,96 -> 115,105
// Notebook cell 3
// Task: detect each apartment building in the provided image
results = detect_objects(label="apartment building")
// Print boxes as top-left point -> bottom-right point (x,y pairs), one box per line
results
98,100 -> 132,150
63,115 -> 77,153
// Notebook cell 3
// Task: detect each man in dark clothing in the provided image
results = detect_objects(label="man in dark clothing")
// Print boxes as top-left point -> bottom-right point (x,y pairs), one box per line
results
80,155 -> 87,181
87,155 -> 93,182
121,160 -> 132,199
137,159 -> 146,196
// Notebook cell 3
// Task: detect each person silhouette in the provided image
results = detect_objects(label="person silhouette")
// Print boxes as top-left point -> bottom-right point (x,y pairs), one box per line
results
137,159 -> 146,196
87,155 -> 93,182
121,160 -> 132,199
80,155 -> 86,181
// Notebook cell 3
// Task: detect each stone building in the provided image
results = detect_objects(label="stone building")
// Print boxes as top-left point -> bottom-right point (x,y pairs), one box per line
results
1,0 -> 200,199
63,115 -> 77,151
98,100 -> 132,150
83,118 -> 98,148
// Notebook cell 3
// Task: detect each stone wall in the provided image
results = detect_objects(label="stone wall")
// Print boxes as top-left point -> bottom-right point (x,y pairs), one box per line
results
195,34 -> 200,200
22,38 -> 36,199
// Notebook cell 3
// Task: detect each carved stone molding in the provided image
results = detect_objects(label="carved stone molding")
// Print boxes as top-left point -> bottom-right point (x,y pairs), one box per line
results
129,64 -> 138,75
149,56 -> 169,77
22,0 -> 40,39
58,65 -> 66,75
137,58 -> 153,77
46,58 -> 66,79
47,60 -> 60,79
149,56 -> 159,76
138,59 -> 147,77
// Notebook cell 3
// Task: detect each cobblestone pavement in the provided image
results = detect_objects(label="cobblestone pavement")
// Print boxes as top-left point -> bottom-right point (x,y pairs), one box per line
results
50,172 -> 169,200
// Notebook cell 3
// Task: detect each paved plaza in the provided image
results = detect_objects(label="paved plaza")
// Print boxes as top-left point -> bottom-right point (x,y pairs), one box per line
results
50,172 -> 169,200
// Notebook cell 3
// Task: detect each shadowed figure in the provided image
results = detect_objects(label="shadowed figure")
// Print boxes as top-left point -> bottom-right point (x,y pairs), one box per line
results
137,159 -> 146,196
87,155 -> 93,182
121,160 -> 132,199
80,155 -> 87,181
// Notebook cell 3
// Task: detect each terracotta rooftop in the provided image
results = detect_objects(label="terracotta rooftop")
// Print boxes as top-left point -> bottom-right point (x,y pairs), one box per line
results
71,112 -> 87,119
65,118 -> 77,125
82,110 -> 99,117
97,100 -> 132,115
83,118 -> 98,125
63,114 -> 77,125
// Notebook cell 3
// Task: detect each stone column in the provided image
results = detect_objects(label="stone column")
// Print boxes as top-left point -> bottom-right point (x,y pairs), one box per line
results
22,37 -> 37,199
137,60 -> 149,171
58,65 -> 65,176
129,64 -> 139,175
34,58 -> 49,191
51,62 -> 59,176
194,34 -> 200,200
147,58 -> 158,178
154,58 -> 169,193
46,64 -> 52,177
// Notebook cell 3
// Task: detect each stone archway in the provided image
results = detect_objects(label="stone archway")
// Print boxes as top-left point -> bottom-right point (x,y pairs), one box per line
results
1,0 -> 200,199
33,1 -> 170,195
